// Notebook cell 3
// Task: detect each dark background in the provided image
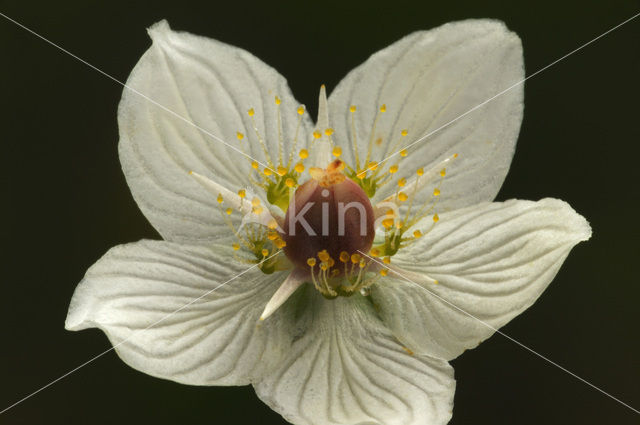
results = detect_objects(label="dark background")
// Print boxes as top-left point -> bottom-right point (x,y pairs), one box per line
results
1,0 -> 638,424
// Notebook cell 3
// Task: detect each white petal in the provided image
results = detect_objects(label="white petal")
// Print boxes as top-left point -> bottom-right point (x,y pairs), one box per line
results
371,198 -> 591,361
66,240 -> 295,385
254,288 -> 455,425
118,20 -> 313,243
328,19 -> 524,210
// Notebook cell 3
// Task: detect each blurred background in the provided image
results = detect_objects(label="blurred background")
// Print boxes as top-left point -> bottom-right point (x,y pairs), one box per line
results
1,0 -> 638,424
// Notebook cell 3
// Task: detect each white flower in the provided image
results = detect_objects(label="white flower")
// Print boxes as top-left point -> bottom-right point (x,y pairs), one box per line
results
65,19 -> 591,425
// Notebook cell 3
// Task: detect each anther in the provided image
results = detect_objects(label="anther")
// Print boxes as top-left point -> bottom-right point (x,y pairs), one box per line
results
275,96 -> 281,105
383,256 -> 391,264
332,146 -> 342,157
232,243 -> 240,251
401,129 -> 408,137
433,188 -> 441,196
285,178 -> 295,188
264,168 -> 273,176
313,130 -> 322,139
261,248 -> 269,257
217,194 -> 223,204
380,104 -> 387,113
277,166 -> 287,176
236,132 -> 244,140
398,192 -> 408,202
226,208 -> 232,215
307,258 -> 316,267
398,178 -> 406,187
370,248 -> 381,257
413,229 -> 422,238
251,161 -> 259,169
299,149 -> 309,159
350,253 -> 361,264
433,214 -> 440,222
440,168 -> 446,177
389,165 -> 399,174
251,197 -> 261,207
237,189 -> 246,198
294,163 -> 305,173
339,251 -> 350,263
380,269 -> 388,276
247,108 -> 255,116
417,168 -> 424,176
349,105 -> 357,113
325,128 -> 334,136
400,149 -> 408,157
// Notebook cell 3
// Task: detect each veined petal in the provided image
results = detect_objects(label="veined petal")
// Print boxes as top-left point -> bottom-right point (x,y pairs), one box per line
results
371,198 -> 591,360
328,19 -> 524,210
118,20 -> 313,243
254,287 -> 455,425
66,240 -> 295,385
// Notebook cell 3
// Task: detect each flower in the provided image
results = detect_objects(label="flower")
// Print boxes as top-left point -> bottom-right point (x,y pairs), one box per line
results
65,19 -> 591,425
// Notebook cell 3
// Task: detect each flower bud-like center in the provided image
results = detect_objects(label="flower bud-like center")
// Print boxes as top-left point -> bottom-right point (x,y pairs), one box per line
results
282,160 -> 375,271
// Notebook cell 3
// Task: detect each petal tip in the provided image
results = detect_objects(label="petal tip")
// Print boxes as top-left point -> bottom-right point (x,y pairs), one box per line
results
147,19 -> 171,41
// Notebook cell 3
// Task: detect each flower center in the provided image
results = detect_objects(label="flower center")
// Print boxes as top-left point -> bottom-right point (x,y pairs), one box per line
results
280,159 -> 377,297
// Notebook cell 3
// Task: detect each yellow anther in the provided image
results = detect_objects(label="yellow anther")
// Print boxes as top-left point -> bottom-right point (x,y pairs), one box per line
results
382,218 -> 394,229
277,166 -> 287,176
389,164 -> 399,174
253,206 -> 263,214
433,280 -> 439,285
396,221 -> 403,229
294,163 -> 305,173
226,207 -> 232,215
285,178 -> 295,188
299,149 -> 309,159
401,129 -> 408,137
339,251 -> 350,263
380,269 -> 388,277
350,253 -> 361,264
454,153 -> 458,158
297,105 -> 305,115
332,146 -> 342,157
264,168 -> 273,176
367,161 -> 378,171
247,108 -> 255,116
417,168 -> 424,176
440,168 -> 446,177
383,256 -> 391,264
380,104 -> 387,112
251,161 -> 259,169
370,248 -> 381,257
267,232 -> 278,241
359,260 -> 366,269
413,229 -> 422,238
275,96 -> 281,105
318,250 -> 330,263
325,128 -> 334,136
349,105 -> 357,113
237,189 -> 246,198
216,193 -> 223,204
261,248 -> 269,257
275,239 -> 286,249
433,188 -> 441,196
398,178 -> 407,187
232,243 -> 240,251
328,257 -> 335,268
251,197 -> 261,207
400,149 -> 408,157
307,258 -> 316,267
385,209 -> 395,216
267,219 -> 278,229
313,130 -> 322,139
236,132 -> 244,140
433,214 -> 440,222
320,263 -> 328,271
398,192 -> 408,202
